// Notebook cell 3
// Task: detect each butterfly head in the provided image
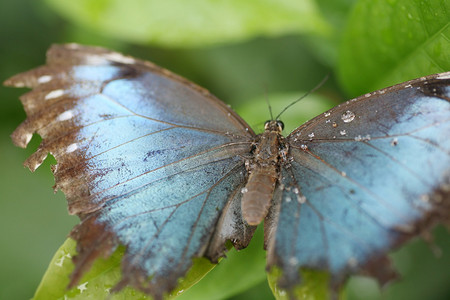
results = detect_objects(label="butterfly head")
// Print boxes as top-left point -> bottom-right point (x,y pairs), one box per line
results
264,120 -> 284,133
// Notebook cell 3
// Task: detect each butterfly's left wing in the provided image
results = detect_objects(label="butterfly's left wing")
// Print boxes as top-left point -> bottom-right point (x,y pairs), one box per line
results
265,73 -> 450,293
5,44 -> 256,299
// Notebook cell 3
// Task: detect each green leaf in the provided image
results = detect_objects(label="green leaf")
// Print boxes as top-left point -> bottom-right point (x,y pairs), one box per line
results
338,0 -> 450,96
267,267 -> 332,300
43,0 -> 330,47
32,238 -> 216,300
305,0 -> 358,67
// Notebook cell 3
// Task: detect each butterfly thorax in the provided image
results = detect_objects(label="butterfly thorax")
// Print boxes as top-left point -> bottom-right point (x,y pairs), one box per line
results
241,120 -> 287,225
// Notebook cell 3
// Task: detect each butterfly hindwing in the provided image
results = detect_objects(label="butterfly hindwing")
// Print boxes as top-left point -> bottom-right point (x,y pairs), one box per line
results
5,44 -> 257,299
265,73 -> 450,292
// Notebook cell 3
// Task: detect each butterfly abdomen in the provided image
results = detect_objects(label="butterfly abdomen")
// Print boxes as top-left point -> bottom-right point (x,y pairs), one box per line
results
242,121 -> 285,225
241,166 -> 278,225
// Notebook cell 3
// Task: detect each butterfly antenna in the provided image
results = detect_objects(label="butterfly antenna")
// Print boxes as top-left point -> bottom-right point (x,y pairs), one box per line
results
264,84 -> 274,120
275,74 -> 329,120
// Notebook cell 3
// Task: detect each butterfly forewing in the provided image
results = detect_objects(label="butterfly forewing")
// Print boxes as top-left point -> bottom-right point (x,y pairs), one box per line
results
265,73 -> 450,290
5,44 -> 257,299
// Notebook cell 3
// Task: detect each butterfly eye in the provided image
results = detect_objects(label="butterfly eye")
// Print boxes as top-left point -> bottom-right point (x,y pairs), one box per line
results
276,120 -> 284,131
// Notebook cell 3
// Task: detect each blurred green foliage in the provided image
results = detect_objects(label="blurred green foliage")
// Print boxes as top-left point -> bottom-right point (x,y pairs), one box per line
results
338,0 -> 450,96
44,0 -> 331,47
0,0 -> 449,299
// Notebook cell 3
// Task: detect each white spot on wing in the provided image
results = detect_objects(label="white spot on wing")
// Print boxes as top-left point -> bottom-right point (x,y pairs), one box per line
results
297,195 -> 306,204
56,110 -> 74,122
83,55 -> 108,65
66,143 -> 78,153
105,52 -> 136,64
29,153 -> 48,171
436,73 -> 450,80
66,43 -> 81,49
37,75 -> 52,84
83,52 -> 136,65
354,134 -> 371,142
12,82 -> 25,87
24,133 -> 33,145
45,89 -> 64,100
289,257 -> 299,266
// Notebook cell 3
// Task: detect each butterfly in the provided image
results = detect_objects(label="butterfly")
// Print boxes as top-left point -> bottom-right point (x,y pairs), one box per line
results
4,44 -> 450,299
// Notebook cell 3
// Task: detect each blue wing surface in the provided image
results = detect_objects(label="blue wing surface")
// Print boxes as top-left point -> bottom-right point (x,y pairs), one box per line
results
265,73 -> 450,290
5,44 -> 256,299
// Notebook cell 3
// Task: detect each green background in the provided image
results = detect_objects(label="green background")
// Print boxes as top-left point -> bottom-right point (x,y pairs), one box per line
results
0,0 -> 449,299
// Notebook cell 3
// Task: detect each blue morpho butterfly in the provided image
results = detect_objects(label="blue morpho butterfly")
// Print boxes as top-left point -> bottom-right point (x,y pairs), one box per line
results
4,44 -> 450,299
